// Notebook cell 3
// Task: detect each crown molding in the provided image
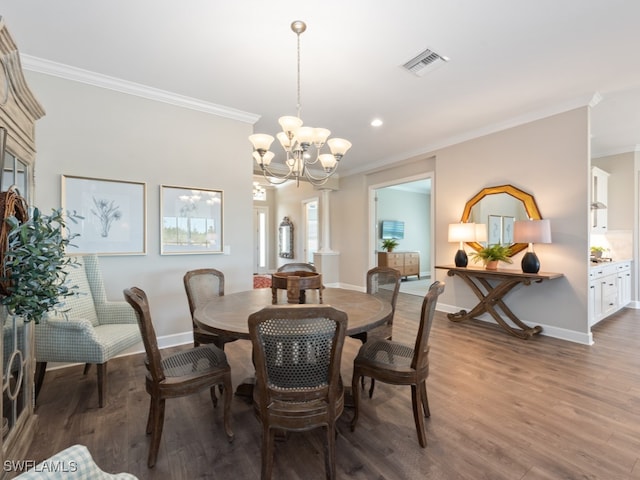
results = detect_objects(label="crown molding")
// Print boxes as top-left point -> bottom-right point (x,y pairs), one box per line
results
20,54 -> 260,124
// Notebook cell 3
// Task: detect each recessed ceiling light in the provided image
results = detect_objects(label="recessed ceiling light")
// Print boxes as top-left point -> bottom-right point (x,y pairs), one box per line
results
371,118 -> 383,127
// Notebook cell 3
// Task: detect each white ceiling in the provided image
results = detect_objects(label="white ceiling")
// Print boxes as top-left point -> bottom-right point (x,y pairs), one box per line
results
3,1 -> 640,176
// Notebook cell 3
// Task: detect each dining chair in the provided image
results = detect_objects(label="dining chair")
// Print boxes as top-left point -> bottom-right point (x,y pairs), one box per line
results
350,281 -> 445,448
248,304 -> 348,480
349,266 -> 402,395
276,262 -> 317,273
183,268 -> 237,349
123,287 -> 233,468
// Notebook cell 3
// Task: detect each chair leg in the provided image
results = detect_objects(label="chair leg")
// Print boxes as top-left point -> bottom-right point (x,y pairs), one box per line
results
148,396 -> 166,468
368,378 -> 376,399
97,363 -> 107,408
83,363 -> 91,375
146,396 -> 154,435
411,385 -> 427,448
222,373 -> 234,442
261,425 -> 275,480
420,381 -> 430,417
350,370 -> 361,432
35,362 -> 47,400
325,424 -> 337,480
209,386 -> 218,408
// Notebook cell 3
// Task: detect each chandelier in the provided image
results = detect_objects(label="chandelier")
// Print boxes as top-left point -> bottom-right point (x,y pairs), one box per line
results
249,20 -> 351,186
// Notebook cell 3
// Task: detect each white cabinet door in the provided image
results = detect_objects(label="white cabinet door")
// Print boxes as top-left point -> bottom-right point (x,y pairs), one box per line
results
617,263 -> 632,308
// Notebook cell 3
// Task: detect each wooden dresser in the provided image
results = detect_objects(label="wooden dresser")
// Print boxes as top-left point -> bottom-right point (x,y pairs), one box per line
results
377,251 -> 420,279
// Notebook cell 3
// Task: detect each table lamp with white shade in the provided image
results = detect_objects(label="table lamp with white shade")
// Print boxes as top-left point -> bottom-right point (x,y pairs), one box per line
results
448,222 -> 476,267
475,223 -> 488,244
513,219 -> 552,273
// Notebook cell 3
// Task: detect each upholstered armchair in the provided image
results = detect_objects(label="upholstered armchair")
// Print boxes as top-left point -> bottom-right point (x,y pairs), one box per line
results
15,444 -> 138,479
34,255 -> 141,407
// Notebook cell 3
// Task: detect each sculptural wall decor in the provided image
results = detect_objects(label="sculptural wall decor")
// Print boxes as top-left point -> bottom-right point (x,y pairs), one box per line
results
279,217 -> 294,258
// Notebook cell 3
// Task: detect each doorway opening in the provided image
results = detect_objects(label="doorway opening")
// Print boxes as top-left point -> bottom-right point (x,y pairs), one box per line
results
253,206 -> 269,274
369,174 -> 434,296
303,198 -> 319,264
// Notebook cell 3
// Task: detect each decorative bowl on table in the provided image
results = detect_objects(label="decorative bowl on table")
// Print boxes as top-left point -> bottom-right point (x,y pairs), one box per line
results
271,271 -> 323,304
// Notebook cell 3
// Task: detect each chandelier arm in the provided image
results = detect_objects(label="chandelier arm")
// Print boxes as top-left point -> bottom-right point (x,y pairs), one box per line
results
260,170 -> 291,185
303,166 -> 338,182
259,163 -> 296,182
303,174 -> 331,186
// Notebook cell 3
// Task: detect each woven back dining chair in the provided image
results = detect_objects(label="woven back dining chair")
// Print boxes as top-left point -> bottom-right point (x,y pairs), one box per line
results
349,266 -> 401,395
184,268 -> 237,349
249,304 -> 347,480
350,281 -> 445,448
124,286 -> 233,468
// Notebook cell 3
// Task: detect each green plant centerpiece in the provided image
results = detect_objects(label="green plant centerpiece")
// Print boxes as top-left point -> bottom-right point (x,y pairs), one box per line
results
381,238 -> 399,252
470,244 -> 513,270
1,207 -> 81,323
590,246 -> 606,259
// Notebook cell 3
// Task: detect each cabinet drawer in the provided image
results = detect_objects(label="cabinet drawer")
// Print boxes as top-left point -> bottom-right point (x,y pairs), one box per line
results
617,263 -> 631,273
387,254 -> 404,268
405,254 -> 419,266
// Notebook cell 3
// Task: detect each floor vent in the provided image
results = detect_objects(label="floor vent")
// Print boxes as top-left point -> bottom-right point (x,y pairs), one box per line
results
402,48 -> 449,77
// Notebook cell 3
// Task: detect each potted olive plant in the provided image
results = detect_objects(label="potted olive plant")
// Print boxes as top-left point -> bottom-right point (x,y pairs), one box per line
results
1,207 -> 80,323
470,244 -> 513,270
381,238 -> 399,252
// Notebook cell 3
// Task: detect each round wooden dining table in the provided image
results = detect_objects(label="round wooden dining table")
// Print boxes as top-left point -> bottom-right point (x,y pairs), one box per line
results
194,287 -> 392,341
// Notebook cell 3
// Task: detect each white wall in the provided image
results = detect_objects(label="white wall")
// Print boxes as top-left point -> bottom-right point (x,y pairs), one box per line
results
27,71 -> 255,341
335,108 -> 592,343
435,108 -> 590,343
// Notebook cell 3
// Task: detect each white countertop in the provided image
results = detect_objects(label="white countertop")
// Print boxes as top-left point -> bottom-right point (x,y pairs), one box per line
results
590,259 -> 632,269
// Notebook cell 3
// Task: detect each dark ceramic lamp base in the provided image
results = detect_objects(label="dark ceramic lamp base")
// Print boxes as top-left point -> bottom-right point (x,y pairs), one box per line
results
454,249 -> 468,267
521,252 -> 540,274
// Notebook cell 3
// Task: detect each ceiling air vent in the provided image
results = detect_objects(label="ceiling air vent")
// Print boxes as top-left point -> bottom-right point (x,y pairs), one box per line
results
403,48 -> 449,77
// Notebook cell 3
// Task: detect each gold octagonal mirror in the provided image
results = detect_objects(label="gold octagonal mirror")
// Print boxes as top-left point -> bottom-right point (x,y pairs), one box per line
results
461,184 -> 542,256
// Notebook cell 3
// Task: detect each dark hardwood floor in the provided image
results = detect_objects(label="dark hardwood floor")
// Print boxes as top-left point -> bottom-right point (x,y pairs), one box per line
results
27,293 -> 640,479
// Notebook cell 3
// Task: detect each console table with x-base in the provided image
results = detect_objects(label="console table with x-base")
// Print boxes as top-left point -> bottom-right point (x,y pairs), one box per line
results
435,265 -> 564,339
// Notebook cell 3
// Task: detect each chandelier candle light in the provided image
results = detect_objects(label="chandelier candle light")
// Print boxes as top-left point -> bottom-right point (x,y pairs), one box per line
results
249,20 -> 352,186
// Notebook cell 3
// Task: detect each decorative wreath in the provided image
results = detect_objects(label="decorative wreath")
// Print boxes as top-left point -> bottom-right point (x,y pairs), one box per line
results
0,186 -> 29,296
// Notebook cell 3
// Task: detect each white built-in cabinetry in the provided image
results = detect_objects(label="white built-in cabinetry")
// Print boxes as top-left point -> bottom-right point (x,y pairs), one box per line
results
589,261 -> 632,326
591,166 -> 609,234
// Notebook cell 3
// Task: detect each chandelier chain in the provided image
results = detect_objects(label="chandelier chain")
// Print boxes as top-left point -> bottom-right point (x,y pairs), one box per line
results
296,29 -> 301,118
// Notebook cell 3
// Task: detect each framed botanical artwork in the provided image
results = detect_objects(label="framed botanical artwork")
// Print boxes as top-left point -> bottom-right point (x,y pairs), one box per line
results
61,175 -> 147,255
502,216 -> 515,245
488,215 -> 502,246
160,185 -> 223,255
